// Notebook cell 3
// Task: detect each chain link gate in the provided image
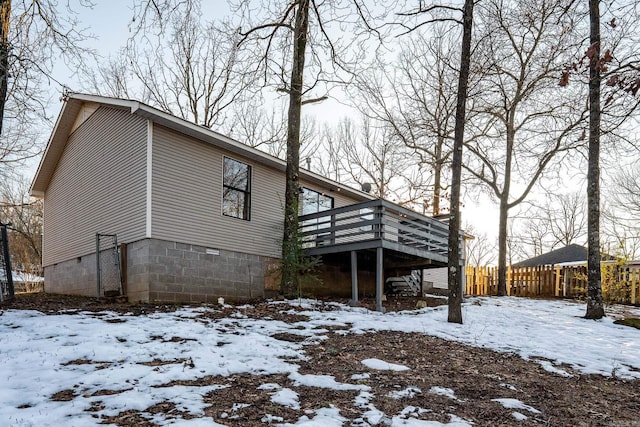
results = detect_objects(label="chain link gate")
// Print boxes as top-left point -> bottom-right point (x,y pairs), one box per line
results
0,221 -> 15,302
96,233 -> 123,297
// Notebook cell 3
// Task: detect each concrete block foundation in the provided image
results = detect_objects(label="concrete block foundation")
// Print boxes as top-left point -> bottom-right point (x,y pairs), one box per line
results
44,238 -> 274,303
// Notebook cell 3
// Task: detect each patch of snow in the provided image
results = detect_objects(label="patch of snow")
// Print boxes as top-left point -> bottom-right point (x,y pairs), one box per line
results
388,386 -> 422,399
351,373 -> 370,380
261,414 -> 284,423
428,386 -> 462,401
258,383 -> 281,390
362,408 -> 388,425
361,358 -> 410,371
296,297 -> 640,379
281,405 -> 346,426
500,383 -> 517,391
231,402 -> 251,411
354,390 -> 373,408
289,372 -> 369,391
492,398 -> 541,414
390,413 -> 472,426
536,359 -> 573,377
512,411 -> 528,421
11,271 -> 44,283
271,387 -> 300,410
400,406 -> 432,417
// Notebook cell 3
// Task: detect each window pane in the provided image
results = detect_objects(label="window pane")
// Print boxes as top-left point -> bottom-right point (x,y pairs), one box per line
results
224,158 -> 249,191
223,189 -> 246,219
300,188 -> 333,215
319,194 -> 333,211
223,157 -> 250,220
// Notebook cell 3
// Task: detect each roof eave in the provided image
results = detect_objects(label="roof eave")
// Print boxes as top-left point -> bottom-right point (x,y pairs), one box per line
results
29,92 -> 375,204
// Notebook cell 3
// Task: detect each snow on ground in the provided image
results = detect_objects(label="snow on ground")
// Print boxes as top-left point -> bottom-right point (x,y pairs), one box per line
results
361,358 -> 410,371
428,387 -> 463,402
492,398 -> 541,421
0,296 -> 638,426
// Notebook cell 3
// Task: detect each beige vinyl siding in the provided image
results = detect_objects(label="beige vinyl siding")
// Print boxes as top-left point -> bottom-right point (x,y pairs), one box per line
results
151,125 -> 362,258
43,106 -> 147,266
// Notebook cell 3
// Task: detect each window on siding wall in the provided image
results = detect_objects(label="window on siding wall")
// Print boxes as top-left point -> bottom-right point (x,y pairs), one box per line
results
300,187 -> 334,234
223,157 -> 251,220
300,187 -> 334,216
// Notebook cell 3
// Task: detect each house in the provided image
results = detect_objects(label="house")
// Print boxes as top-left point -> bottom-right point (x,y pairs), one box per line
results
30,93 -> 462,307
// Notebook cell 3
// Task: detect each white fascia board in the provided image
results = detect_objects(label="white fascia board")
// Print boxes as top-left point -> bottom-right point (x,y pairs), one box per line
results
146,119 -> 153,238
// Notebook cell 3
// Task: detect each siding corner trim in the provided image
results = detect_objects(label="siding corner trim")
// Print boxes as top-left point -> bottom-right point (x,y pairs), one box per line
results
146,119 -> 153,238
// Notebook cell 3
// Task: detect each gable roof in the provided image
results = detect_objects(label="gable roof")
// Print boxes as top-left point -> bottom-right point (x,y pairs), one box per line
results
30,93 -> 375,202
513,244 -> 588,267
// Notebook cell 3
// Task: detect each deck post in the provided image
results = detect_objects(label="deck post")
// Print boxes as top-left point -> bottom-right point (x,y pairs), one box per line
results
350,251 -> 359,306
376,247 -> 385,313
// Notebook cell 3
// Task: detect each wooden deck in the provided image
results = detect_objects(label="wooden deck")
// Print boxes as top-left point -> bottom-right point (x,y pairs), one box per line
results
299,199 -> 462,311
299,199 -> 450,263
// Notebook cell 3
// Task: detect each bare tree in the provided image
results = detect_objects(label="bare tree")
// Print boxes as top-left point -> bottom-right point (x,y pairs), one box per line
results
321,116 -> 420,201
0,0 -> 94,178
599,168 -> 640,270
235,0 -> 379,296
611,167 -> 640,218
239,0 -> 311,296
351,25 -> 463,216
446,0 -> 474,324
549,192 -> 587,248
464,0 -> 588,296
388,0 -> 476,323
0,176 -> 42,285
554,1 -> 640,318
584,0 -> 605,319
227,98 -> 317,159
464,224 -> 497,267
87,2 -> 250,131
511,192 -> 587,260
314,123 -> 345,183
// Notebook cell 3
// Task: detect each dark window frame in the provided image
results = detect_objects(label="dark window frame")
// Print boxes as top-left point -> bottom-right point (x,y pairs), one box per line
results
222,156 -> 251,221
299,187 -> 334,216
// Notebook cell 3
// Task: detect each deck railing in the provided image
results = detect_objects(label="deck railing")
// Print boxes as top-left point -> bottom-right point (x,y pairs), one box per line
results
298,199 -> 450,261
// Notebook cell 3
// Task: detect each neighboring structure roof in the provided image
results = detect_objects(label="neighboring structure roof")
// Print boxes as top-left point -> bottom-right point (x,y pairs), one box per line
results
30,92 -> 375,203
513,244 -> 615,267
513,244 -> 588,267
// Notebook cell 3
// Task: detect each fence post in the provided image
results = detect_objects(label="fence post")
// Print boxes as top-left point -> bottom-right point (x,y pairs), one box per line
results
0,222 -> 15,301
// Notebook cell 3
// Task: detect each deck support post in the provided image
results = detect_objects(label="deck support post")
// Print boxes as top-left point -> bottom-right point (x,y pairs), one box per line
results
376,247 -> 385,313
350,251 -> 359,306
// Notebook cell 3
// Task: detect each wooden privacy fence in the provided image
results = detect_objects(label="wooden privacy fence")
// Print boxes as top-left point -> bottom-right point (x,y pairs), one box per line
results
466,263 -> 640,304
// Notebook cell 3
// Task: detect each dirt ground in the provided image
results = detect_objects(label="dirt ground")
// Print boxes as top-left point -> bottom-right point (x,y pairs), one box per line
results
2,293 -> 640,426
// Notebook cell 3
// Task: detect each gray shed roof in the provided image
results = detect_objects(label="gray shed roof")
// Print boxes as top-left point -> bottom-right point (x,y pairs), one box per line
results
513,244 -> 588,267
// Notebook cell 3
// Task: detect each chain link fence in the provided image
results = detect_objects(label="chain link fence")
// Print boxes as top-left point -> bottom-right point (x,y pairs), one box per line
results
0,222 -> 15,302
96,233 -> 123,297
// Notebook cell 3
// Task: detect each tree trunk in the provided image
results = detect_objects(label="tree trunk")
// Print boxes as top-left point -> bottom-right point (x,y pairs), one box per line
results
433,135 -> 443,216
280,0 -> 310,297
497,115 -> 515,296
0,0 -> 11,138
585,0 -> 604,319
497,194 -> 509,296
447,0 -> 474,324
